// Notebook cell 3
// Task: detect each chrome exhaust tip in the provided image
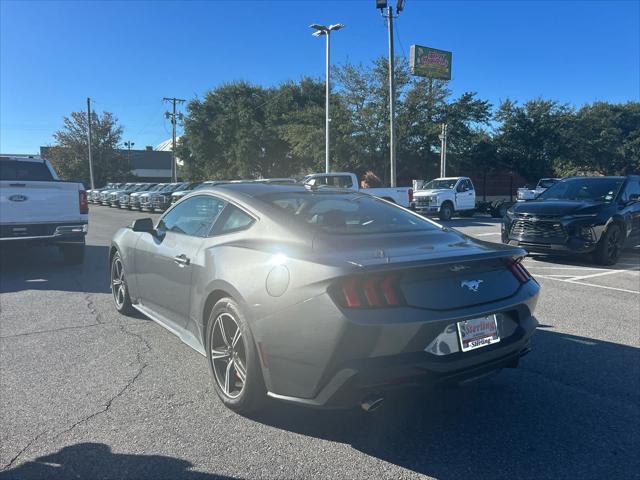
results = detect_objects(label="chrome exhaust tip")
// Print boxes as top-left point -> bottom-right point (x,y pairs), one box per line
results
360,395 -> 385,413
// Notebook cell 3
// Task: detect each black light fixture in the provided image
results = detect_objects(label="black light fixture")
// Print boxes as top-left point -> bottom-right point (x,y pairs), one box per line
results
376,0 -> 387,10
396,0 -> 405,12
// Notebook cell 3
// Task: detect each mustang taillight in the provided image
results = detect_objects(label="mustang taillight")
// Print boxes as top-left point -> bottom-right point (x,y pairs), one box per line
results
507,257 -> 532,283
79,190 -> 88,214
337,274 -> 405,308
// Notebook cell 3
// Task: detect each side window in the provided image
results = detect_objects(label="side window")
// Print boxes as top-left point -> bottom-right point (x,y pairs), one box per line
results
333,175 -> 354,188
465,179 -> 474,191
158,195 -> 225,237
456,181 -> 466,192
622,180 -> 640,202
214,205 -> 255,235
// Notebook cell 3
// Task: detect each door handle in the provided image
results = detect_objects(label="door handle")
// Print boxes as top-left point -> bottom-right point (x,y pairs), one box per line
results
173,254 -> 191,266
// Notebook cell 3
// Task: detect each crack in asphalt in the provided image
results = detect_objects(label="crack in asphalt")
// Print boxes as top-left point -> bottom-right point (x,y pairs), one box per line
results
0,324 -> 153,471
1,430 -> 48,471
0,323 -> 102,339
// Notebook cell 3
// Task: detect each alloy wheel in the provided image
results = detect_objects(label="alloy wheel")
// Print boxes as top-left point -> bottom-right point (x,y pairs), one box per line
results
111,256 -> 126,309
606,227 -> 621,260
210,312 -> 247,399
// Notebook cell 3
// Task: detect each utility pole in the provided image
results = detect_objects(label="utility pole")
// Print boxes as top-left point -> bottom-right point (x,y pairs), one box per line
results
310,23 -> 344,174
379,0 -> 404,187
86,97 -> 95,190
439,123 -> 448,178
163,97 -> 185,182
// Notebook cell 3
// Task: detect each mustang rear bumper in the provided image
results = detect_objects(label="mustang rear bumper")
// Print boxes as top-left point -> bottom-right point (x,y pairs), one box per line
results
255,280 -> 540,408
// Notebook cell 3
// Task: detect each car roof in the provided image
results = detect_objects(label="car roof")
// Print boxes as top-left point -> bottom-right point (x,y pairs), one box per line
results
204,182 -> 360,198
563,176 -> 626,181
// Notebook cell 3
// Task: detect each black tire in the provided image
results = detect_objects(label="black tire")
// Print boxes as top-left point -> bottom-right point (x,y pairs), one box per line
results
61,243 -> 85,265
439,202 -> 454,221
205,297 -> 266,414
594,223 -> 624,266
111,251 -> 134,315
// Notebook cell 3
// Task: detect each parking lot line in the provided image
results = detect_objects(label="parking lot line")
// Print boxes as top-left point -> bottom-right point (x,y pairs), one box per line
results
535,274 -> 640,294
570,267 -> 640,281
475,232 -> 502,237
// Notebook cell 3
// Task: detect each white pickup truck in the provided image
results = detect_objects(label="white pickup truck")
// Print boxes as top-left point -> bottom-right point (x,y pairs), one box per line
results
0,156 -> 88,264
413,177 -> 477,220
516,178 -> 561,201
302,172 -> 414,208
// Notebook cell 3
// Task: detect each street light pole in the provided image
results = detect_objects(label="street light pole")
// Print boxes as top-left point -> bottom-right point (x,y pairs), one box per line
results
86,97 -> 95,190
385,6 -> 396,187
124,141 -> 135,169
378,0 -> 404,187
325,30 -> 331,174
310,23 -> 344,174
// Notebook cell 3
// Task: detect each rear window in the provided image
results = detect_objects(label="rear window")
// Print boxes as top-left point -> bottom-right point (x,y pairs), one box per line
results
258,191 -> 439,235
0,160 -> 54,181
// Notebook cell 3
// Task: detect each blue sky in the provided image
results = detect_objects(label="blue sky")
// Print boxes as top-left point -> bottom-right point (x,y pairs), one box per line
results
1,0 -> 638,154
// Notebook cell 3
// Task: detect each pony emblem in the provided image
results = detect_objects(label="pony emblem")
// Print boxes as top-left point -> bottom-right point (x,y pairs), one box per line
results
461,279 -> 483,292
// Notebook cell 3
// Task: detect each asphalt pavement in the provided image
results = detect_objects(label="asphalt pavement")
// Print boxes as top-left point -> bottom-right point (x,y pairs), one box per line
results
1,206 -> 638,480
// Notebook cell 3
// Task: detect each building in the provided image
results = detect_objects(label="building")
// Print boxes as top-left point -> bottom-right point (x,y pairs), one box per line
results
39,140 -> 176,182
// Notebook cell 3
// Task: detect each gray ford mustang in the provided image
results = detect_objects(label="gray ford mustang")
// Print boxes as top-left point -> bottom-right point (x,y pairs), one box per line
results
110,183 -> 539,413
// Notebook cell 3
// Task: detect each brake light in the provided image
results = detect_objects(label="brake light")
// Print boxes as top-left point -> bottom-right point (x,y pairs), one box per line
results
408,188 -> 414,203
79,190 -> 88,214
507,258 -> 532,283
337,274 -> 405,308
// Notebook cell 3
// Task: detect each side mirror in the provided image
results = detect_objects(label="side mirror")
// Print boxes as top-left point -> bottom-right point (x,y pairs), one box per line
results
132,218 -> 155,234
629,193 -> 640,203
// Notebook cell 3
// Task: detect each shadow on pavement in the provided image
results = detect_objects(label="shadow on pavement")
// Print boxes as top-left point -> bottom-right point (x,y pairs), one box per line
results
439,216 -> 503,228
251,329 -> 639,480
0,443 -> 238,480
0,244 -> 110,294
525,250 -> 640,270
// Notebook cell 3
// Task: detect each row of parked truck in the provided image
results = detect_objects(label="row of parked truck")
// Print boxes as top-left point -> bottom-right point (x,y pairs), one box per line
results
89,172 -> 562,219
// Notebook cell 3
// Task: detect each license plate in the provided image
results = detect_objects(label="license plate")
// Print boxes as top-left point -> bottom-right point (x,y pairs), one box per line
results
457,315 -> 500,352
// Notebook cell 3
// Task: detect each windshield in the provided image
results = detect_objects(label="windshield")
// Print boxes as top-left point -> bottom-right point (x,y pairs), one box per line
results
423,179 -> 457,190
538,179 -> 559,189
538,178 -> 623,202
258,191 -> 439,235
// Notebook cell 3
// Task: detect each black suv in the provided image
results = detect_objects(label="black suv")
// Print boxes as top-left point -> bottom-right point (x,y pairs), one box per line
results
502,175 -> 640,265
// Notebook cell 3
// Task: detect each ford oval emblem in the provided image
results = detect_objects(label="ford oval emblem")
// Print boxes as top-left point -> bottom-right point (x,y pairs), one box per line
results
9,194 -> 28,202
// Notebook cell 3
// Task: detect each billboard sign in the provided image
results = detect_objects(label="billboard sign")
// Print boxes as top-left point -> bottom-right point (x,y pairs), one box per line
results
410,45 -> 452,80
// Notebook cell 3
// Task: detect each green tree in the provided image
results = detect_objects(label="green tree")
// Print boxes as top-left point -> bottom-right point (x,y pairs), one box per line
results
555,101 -> 640,176
45,111 -> 129,187
494,99 -> 574,181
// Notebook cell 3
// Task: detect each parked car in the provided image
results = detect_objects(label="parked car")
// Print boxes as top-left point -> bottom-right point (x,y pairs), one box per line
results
99,183 -> 134,205
131,183 -> 166,210
89,183 -> 121,203
108,183 -> 146,207
502,175 -> 640,265
140,182 -> 186,211
171,181 -> 233,205
302,172 -> 414,208
110,183 -> 539,413
0,155 -> 88,264
119,183 -> 157,209
517,178 -> 561,202
163,182 -> 200,206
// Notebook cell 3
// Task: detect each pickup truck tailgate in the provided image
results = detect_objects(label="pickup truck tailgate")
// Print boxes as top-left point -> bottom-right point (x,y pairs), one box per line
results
0,181 -> 83,224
